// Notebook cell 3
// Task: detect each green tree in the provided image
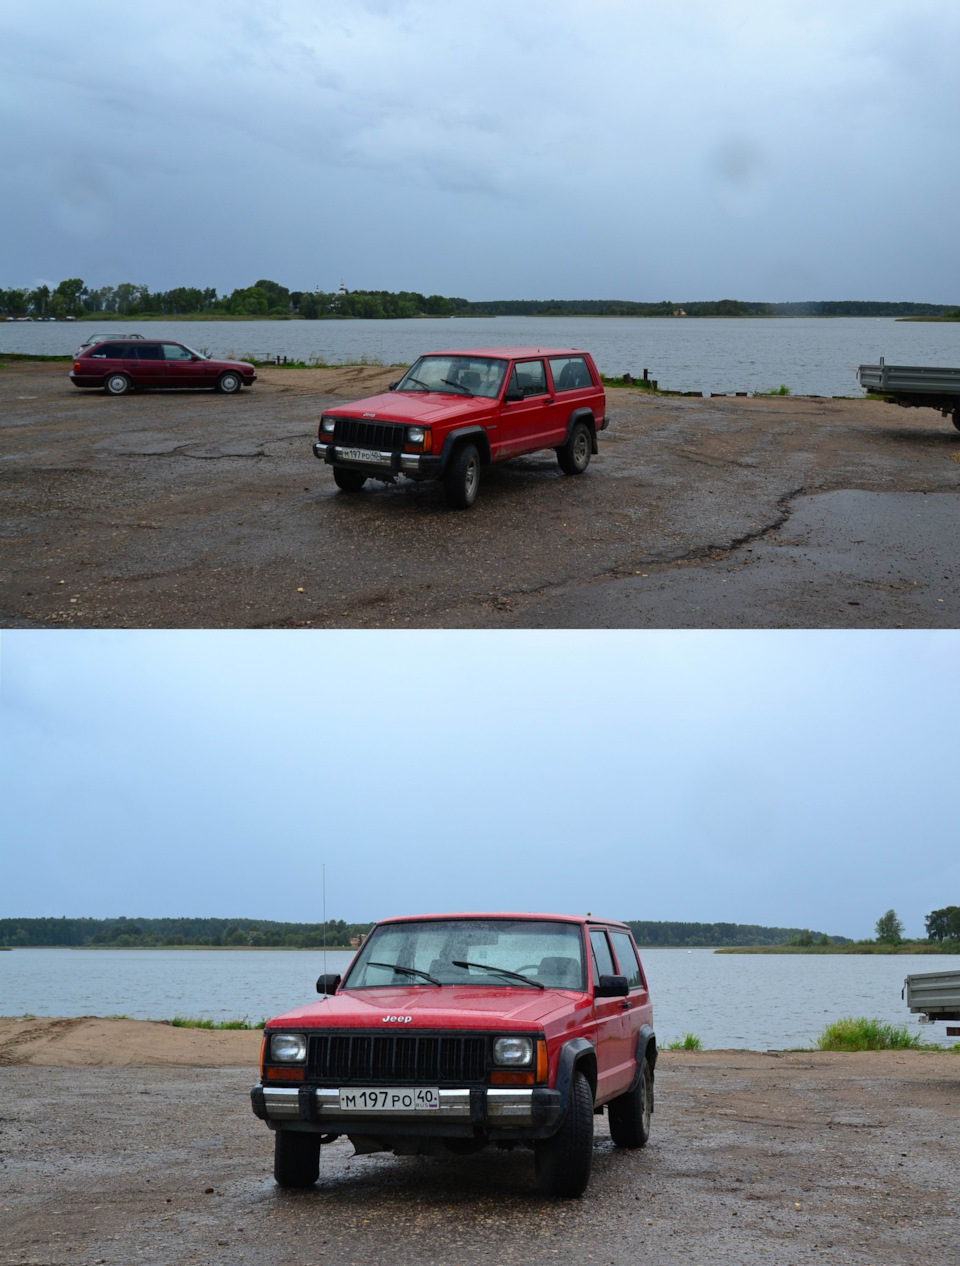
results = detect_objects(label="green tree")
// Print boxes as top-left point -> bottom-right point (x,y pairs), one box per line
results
875,909 -> 904,944
28,285 -> 51,318
925,906 -> 960,942
54,278 -> 86,316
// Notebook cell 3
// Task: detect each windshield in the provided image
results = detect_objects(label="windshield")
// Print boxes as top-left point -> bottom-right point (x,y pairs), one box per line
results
396,355 -> 507,399
344,918 -> 586,990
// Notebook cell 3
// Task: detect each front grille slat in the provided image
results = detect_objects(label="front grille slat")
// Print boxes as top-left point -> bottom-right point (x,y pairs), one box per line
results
333,418 -> 405,453
308,1031 -> 487,1084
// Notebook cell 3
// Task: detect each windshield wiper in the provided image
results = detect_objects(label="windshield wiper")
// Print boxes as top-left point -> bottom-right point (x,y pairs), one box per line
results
441,378 -> 473,395
367,961 -> 442,986
402,376 -> 432,391
451,960 -> 544,989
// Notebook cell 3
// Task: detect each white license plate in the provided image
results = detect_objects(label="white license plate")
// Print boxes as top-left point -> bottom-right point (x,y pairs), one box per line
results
338,1087 -> 440,1112
340,447 -> 385,464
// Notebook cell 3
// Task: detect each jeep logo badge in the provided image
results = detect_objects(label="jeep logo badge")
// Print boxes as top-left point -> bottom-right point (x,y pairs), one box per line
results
381,1015 -> 413,1024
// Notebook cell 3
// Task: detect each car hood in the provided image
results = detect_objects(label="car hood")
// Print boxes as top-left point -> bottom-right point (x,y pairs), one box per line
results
208,359 -> 255,371
269,986 -> 589,1032
329,392 -> 496,425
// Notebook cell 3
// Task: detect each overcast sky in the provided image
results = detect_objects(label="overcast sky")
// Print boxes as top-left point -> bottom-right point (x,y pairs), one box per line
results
2,629 -> 956,939
2,0 -> 959,301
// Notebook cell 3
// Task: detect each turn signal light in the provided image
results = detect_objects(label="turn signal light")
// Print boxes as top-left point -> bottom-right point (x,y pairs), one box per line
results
73,361 -> 81,373
491,1071 -> 534,1086
266,1066 -> 305,1081
536,1039 -> 548,1083
259,1034 -> 267,1077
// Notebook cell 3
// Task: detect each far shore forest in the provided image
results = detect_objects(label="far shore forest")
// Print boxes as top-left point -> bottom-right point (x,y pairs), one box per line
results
2,278 -> 958,322
2,909 -> 958,954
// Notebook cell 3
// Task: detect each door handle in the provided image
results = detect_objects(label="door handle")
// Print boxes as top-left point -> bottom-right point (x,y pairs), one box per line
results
621,1000 -> 632,1010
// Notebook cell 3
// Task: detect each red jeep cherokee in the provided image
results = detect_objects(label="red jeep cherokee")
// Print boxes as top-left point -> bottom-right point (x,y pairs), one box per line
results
312,347 -> 607,508
250,913 -> 655,1198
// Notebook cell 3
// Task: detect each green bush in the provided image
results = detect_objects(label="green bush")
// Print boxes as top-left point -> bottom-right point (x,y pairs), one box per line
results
816,1016 -> 922,1051
170,1016 -> 265,1030
666,1033 -> 703,1050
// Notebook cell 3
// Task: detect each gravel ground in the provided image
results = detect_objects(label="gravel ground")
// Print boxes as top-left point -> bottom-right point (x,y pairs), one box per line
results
1,362 -> 958,629
1,1049 -> 957,1266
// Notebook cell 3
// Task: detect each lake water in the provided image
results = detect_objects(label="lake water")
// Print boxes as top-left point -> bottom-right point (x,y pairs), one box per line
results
3,947 -> 958,1050
4,316 -> 959,397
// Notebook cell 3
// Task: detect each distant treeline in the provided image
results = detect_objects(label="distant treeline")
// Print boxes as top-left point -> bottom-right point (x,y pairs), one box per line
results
3,915 -> 854,949
1,279 -> 956,321
625,920 -> 851,947
0,916 -> 373,949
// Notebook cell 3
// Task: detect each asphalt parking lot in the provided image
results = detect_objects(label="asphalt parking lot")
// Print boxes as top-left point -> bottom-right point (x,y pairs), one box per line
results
1,361 -> 958,628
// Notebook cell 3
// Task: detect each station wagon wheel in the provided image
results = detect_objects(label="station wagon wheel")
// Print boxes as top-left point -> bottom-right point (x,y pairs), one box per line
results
608,1056 -> 653,1148
534,1068 -> 594,1197
104,373 -> 131,396
273,1129 -> 321,1188
217,372 -> 242,394
443,441 -> 481,509
952,410 -> 960,432
333,467 -> 367,492
557,421 -> 592,475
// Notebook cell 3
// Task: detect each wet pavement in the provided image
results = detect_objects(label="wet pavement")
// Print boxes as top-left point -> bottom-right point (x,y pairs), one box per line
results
1,1052 -> 956,1266
1,362 -> 958,629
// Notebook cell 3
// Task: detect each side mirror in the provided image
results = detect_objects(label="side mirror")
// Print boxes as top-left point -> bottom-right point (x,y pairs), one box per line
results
595,974 -> 629,998
388,380 -> 399,391
504,386 -> 524,403
316,973 -> 342,995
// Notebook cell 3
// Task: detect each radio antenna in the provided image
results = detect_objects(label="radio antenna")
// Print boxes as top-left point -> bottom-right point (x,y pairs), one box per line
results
322,864 -> 327,982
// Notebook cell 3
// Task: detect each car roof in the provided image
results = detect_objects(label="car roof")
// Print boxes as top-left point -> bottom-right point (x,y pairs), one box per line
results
421,347 -> 590,359
374,911 -> 629,930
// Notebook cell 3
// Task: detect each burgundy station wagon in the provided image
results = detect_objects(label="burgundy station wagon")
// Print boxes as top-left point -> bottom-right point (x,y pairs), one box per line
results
313,346 -> 607,508
69,340 -> 257,395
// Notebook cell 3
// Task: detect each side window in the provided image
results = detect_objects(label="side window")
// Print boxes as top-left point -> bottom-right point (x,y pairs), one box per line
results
589,930 -> 616,983
509,359 -> 547,398
135,344 -> 162,360
549,356 -> 593,392
91,343 -> 126,358
162,343 -> 192,361
609,931 -> 644,990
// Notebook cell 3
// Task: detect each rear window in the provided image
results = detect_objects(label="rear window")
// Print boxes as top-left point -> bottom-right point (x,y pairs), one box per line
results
609,931 -> 644,989
131,344 -> 162,360
549,356 -> 593,391
87,343 -> 129,358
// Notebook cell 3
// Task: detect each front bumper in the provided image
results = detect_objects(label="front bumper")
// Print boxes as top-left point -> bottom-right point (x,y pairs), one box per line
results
312,441 -> 442,478
251,1083 -> 562,1138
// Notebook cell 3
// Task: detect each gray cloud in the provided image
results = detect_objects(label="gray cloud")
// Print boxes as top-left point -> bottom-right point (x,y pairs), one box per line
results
1,0 -> 958,297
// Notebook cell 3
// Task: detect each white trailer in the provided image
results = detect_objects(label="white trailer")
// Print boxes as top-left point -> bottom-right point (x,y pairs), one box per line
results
903,969 -> 960,1038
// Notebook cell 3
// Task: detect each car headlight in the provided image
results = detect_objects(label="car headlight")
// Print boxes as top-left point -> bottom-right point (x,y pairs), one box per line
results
269,1032 -> 307,1063
407,427 -> 425,445
492,1036 -> 534,1067
320,416 -> 336,436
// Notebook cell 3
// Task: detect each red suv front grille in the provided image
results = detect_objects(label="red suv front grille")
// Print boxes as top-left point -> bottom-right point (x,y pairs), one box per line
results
333,418 -> 405,453
309,1032 -> 486,1084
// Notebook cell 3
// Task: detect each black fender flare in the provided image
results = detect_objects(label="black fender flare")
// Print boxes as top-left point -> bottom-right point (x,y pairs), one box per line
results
562,407 -> 599,455
555,1037 -> 597,1112
627,1024 -> 657,1104
438,426 -> 491,471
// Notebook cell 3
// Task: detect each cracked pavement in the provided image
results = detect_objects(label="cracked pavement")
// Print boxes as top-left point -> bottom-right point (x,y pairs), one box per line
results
1,362 -> 958,628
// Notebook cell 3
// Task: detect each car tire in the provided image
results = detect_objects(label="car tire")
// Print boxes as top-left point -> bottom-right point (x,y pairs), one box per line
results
273,1130 -> 321,1188
443,442 -> 480,509
104,374 -> 132,396
217,372 -> 242,394
557,421 -> 592,475
534,1069 -> 594,1198
952,410 -> 960,433
333,467 -> 367,492
608,1056 -> 653,1148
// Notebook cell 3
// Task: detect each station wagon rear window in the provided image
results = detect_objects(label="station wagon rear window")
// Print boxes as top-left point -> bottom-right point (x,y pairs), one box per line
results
345,918 -> 586,990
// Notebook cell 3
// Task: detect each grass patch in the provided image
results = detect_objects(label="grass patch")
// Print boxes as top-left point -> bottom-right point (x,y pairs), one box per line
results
666,1033 -> 703,1051
816,1016 -> 923,1051
756,384 -> 792,396
600,374 -> 660,391
170,1016 -> 265,1030
0,352 -> 73,362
